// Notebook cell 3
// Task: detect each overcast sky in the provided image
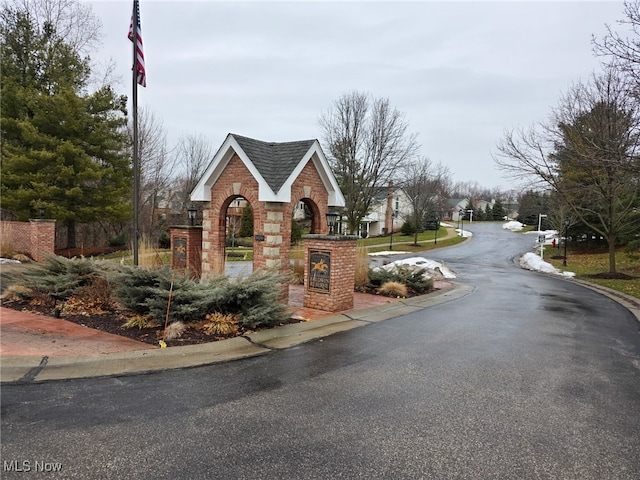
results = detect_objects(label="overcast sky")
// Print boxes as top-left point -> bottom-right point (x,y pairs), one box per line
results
88,0 -> 627,191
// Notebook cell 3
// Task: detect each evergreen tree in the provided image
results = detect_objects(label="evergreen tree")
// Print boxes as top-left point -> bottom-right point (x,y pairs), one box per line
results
1,5 -> 131,247
463,199 -> 474,220
485,204 -> 493,221
291,219 -> 302,244
239,204 -> 254,237
492,198 -> 506,220
517,191 -> 551,225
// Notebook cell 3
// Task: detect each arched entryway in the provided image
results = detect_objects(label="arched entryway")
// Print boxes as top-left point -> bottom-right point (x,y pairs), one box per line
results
191,133 -> 345,301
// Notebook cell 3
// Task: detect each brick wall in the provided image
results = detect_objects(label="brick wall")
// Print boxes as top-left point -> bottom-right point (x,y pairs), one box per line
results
1,220 -> 56,261
303,235 -> 358,312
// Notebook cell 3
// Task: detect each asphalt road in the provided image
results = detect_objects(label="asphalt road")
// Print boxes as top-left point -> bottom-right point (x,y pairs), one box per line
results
2,223 -> 639,479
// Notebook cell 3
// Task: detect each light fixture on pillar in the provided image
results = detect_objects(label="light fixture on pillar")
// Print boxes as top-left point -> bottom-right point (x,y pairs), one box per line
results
39,206 -> 46,219
187,204 -> 197,226
326,211 -> 339,235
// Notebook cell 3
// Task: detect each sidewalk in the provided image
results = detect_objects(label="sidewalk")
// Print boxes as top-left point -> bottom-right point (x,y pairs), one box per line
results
0,282 -> 470,383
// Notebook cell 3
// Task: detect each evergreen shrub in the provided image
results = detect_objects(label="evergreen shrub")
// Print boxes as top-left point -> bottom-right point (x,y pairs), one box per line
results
7,255 -> 105,297
112,266 -> 289,329
400,222 -> 415,235
367,265 -> 433,296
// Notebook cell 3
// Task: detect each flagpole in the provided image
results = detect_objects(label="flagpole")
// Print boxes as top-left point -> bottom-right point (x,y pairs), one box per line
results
132,0 -> 139,266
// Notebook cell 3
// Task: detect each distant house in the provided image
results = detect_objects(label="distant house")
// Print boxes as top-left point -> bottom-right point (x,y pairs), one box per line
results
331,183 -> 413,237
358,184 -> 412,237
445,198 -> 469,221
446,198 -> 521,222
155,189 -> 186,222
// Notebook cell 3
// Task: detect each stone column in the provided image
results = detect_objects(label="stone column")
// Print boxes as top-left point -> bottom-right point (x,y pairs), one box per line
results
253,202 -> 291,302
303,234 -> 358,312
169,226 -> 203,279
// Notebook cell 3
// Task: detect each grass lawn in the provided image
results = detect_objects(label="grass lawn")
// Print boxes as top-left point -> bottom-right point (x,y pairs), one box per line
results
226,246 -> 253,261
546,246 -> 640,299
358,227 -> 447,247
364,235 -> 466,253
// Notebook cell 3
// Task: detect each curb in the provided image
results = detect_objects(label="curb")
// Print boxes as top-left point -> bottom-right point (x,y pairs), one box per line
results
0,283 -> 473,383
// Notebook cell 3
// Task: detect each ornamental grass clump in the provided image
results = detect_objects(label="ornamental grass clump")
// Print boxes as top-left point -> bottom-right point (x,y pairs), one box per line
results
354,245 -> 370,290
199,312 -> 239,336
378,281 -> 407,298
123,315 -> 161,330
290,245 -> 305,285
164,321 -> 186,341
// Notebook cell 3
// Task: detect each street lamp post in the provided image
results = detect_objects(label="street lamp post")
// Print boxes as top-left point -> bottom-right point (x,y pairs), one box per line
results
434,216 -> 439,245
459,209 -> 464,237
537,213 -> 547,258
563,218 -> 569,266
389,212 -> 395,250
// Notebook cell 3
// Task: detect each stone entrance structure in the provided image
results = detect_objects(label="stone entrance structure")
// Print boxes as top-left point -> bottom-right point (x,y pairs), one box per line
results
190,133 -> 345,302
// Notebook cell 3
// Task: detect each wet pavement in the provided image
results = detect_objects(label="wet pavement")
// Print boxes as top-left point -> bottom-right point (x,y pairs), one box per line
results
0,281 -> 463,382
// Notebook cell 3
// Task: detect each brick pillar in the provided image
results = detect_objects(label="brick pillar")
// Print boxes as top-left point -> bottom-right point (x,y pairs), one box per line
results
303,234 -> 358,312
254,202 -> 290,301
201,207 -> 225,277
169,226 -> 203,279
29,219 -> 56,261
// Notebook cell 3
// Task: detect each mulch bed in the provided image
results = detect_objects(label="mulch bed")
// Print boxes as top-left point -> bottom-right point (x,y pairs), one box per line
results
584,272 -> 637,280
0,298 -> 302,347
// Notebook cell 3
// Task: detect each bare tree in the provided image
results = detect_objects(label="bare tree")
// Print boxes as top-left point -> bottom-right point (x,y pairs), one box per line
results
401,157 -> 449,245
176,133 -> 213,210
319,91 -> 419,234
7,0 -> 101,56
593,1 -> 640,92
5,0 -> 120,90
448,181 -> 494,201
495,68 -> 640,273
128,107 -> 175,242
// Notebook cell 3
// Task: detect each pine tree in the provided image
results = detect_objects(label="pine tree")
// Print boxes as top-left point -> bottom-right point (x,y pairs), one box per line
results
1,6 -> 131,247
485,204 -> 493,221
239,204 -> 254,237
492,198 -> 506,221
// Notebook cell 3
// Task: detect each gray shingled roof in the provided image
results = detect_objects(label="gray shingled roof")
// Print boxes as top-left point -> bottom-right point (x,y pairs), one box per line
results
231,134 -> 316,194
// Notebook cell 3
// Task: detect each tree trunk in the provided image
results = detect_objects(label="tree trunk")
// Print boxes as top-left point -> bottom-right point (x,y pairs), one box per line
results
608,235 -> 617,274
66,219 -> 77,249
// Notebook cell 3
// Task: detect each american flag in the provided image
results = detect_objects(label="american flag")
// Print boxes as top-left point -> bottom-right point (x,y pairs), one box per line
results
128,0 -> 146,87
